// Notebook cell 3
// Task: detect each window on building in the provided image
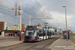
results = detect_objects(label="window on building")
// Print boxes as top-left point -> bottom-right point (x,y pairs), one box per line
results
0,32 -> 1,35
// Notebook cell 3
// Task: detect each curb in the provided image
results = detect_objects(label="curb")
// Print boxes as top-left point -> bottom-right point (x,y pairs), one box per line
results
70,40 -> 75,47
48,37 -> 62,49
5,41 -> 24,47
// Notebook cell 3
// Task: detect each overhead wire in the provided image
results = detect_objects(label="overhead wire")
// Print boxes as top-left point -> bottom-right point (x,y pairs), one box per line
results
36,0 -> 52,18
0,3 -> 14,13
5,0 -> 15,5
0,5 -> 11,10
22,13 -> 41,25
0,7 -> 15,16
20,2 -> 44,25
4,0 -> 44,25
0,5 -> 28,23
35,0 -> 53,26
35,0 -> 48,16
0,8 -> 13,13
0,1 -> 15,15
24,0 -> 47,25
4,0 -> 30,20
22,10 -> 44,25
22,8 -> 45,25
21,0 -> 45,24
0,3 -> 29,25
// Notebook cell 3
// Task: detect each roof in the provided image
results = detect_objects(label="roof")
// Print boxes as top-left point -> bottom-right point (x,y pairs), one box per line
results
6,25 -> 20,30
5,30 -> 20,33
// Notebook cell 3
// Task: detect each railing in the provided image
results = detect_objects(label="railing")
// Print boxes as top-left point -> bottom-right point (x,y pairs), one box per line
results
70,36 -> 75,44
0,36 -> 24,42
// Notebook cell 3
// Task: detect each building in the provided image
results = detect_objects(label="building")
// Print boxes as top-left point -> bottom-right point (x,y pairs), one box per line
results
0,22 -> 6,37
5,24 -> 25,36
15,24 -> 25,31
0,21 -> 25,37
5,25 -> 20,36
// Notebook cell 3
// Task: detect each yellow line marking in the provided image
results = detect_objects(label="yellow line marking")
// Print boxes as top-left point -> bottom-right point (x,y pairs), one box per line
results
48,37 -> 62,49
70,40 -> 75,47
5,41 -> 24,47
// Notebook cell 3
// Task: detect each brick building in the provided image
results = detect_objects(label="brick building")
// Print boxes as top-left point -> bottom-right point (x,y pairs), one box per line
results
0,22 -> 6,37
15,24 -> 25,31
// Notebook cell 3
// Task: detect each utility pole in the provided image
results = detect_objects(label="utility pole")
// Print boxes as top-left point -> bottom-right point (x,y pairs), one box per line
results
29,13 -> 31,26
10,0 -> 22,41
19,0 -> 22,41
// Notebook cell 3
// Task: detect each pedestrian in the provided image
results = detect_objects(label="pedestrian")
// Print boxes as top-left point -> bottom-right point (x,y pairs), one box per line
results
15,34 -> 17,36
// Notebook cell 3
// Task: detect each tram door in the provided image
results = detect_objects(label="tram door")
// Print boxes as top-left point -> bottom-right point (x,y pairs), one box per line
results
48,31 -> 51,39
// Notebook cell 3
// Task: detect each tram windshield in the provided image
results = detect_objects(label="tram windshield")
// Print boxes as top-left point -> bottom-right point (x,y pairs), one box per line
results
25,30 -> 34,36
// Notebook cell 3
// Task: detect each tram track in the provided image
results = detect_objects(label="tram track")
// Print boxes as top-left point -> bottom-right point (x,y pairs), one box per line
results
26,40 -> 50,50
26,37 -> 58,50
0,39 -> 51,50
26,37 -> 59,50
9,39 -> 50,50
0,37 -> 60,50
8,40 -> 49,50
0,43 -> 32,50
9,43 -> 33,50
39,38 -> 58,50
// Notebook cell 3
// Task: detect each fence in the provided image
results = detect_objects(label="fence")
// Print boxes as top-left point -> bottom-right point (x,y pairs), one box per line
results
0,35 -> 24,42
70,36 -> 75,44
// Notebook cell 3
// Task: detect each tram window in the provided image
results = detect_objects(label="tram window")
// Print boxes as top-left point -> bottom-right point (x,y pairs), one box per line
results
43,31 -> 46,36
39,31 -> 41,32
34,30 -> 37,36
43,33 -> 45,36
43,31 -> 45,33
0,32 -> 1,35
37,32 -> 39,36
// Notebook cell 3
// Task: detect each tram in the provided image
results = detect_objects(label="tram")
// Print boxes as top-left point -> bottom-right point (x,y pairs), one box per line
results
24,26 -> 55,41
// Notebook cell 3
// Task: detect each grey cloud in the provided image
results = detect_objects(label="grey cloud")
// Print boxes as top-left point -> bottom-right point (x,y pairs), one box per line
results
0,0 -> 75,30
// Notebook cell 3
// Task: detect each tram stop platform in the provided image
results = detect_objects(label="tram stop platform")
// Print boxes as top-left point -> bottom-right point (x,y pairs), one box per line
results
48,37 -> 75,50
0,36 -> 24,48
0,41 -> 23,48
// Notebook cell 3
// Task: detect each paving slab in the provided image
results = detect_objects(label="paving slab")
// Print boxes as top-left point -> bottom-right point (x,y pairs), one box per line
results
48,37 -> 75,50
0,41 -> 23,47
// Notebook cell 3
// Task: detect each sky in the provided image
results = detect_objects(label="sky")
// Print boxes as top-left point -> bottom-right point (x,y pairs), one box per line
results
0,0 -> 75,31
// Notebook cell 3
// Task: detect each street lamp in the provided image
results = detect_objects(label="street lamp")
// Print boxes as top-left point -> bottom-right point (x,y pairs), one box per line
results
63,6 -> 68,40
44,22 -> 48,28
44,22 -> 48,39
